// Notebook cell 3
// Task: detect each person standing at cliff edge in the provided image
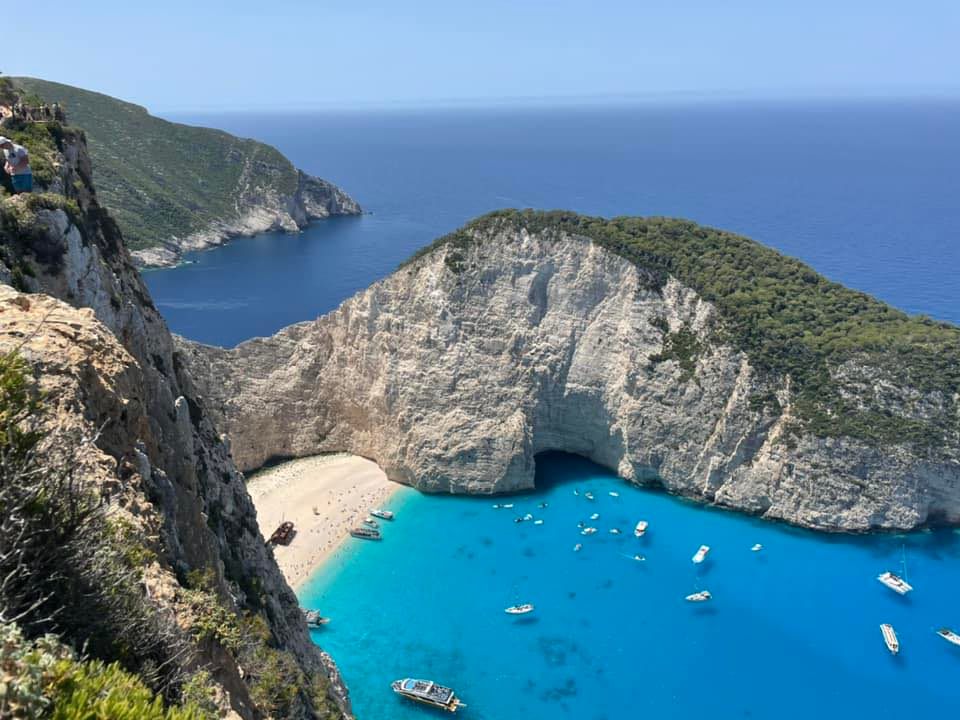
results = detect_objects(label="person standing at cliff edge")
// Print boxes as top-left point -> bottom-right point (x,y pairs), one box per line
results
0,136 -> 32,193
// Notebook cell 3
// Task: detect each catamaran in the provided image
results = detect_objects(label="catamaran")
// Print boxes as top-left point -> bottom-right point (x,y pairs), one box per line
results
505,603 -> 535,615
880,624 -> 899,655
350,526 -> 381,540
692,545 -> 710,564
937,628 -> 960,647
634,520 -> 649,537
685,590 -> 712,602
391,679 -> 466,713
370,508 -> 394,520
877,571 -> 913,595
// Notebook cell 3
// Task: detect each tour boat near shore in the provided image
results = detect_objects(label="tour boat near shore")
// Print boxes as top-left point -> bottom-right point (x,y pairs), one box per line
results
350,526 -> 381,540
880,624 -> 899,654
937,628 -> 960,647
685,590 -> 712,602
877,571 -> 913,595
692,545 -> 710,564
370,508 -> 394,520
634,520 -> 648,537
392,678 -> 466,713
505,603 -> 535,615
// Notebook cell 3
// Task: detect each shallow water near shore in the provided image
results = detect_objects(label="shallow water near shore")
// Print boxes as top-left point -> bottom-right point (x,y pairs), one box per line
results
299,452 -> 960,719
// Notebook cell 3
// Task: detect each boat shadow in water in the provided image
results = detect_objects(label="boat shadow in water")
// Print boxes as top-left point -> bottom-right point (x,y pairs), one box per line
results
511,616 -> 540,626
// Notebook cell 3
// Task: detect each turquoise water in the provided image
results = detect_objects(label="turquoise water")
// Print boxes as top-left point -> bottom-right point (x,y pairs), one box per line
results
300,453 -> 960,719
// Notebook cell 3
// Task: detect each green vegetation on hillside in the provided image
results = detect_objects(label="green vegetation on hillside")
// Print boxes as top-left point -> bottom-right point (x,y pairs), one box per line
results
410,210 -> 960,448
12,77 -> 300,250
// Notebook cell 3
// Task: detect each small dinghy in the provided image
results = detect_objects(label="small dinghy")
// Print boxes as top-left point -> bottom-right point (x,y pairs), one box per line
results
609,528 -> 622,535
581,527 -> 598,536
880,624 -> 899,655
573,543 -> 582,552
350,526 -> 381,540
692,545 -> 710,564
751,543 -> 763,552
505,603 -> 535,615
370,508 -> 394,520
634,520 -> 649,538
937,628 -> 960,647
685,590 -> 712,602
392,678 -> 466,713
877,571 -> 913,595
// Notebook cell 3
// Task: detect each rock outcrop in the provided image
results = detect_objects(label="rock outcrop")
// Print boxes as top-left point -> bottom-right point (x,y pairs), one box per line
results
179,220 -> 960,533
0,121 -> 351,718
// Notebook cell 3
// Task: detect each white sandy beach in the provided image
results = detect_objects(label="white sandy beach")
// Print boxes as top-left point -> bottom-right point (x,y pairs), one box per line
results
247,454 -> 401,589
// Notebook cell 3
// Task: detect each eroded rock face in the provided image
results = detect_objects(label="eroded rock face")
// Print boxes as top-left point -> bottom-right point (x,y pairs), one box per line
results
179,227 -> 960,532
0,127 -> 352,718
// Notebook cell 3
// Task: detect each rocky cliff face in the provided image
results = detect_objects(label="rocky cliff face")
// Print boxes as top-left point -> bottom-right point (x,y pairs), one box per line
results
0,124 -> 351,718
130,169 -> 361,268
179,224 -> 960,533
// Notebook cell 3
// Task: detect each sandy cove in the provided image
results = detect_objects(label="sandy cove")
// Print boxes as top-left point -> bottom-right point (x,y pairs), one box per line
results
247,454 -> 401,589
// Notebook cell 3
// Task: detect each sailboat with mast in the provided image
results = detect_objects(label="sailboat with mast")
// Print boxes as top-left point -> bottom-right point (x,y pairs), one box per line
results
877,544 -> 913,595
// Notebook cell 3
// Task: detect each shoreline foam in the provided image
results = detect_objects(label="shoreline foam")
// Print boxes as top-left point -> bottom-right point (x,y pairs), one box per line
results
247,453 -> 401,589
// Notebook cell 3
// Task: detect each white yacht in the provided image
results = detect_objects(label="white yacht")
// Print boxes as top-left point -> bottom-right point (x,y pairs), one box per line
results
937,628 -> 960,647
634,520 -> 649,537
685,590 -> 712,602
692,545 -> 710,564
505,603 -> 535,615
880,624 -> 899,655
370,508 -> 394,520
877,571 -> 913,595
751,543 -> 763,552
392,679 -> 465,713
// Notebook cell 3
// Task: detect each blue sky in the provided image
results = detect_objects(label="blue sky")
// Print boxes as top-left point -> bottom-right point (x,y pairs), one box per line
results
7,1 -> 959,111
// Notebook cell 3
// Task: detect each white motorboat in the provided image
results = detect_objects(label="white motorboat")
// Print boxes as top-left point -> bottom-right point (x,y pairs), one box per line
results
523,513 -> 534,521
573,543 -> 582,552
362,517 -> 379,529
584,492 -> 595,501
880,624 -> 899,655
692,545 -> 710,564
370,508 -> 394,520
877,571 -> 913,595
633,554 -> 646,562
392,679 -> 466,713
937,628 -> 960,647
533,519 -> 544,525
751,543 -> 763,552
590,512 -> 600,521
609,528 -> 621,535
502,503 -> 514,509
634,521 -> 649,537
685,590 -> 712,602
581,527 -> 598,536
505,603 -> 535,615
609,491 -> 620,497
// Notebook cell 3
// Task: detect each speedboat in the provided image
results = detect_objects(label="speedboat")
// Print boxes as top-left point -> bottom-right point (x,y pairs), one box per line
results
880,624 -> 899,655
523,513 -> 534,521
580,527 -> 598,536
633,554 -> 646,562
502,503 -> 514,509
937,628 -> 960,647
573,543 -> 582,552
609,491 -> 620,497
392,678 -> 466,713
609,528 -> 621,535
685,590 -> 712,602
692,545 -> 710,564
350,526 -> 381,540
751,543 -> 763,552
533,519 -> 544,525
590,512 -> 600,521
584,492 -> 595,501
877,571 -> 913,595
634,520 -> 649,537
370,508 -> 394,520
362,517 -> 379,529
505,603 -> 535,615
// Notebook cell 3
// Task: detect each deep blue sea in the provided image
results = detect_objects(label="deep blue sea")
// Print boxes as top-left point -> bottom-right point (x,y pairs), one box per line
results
146,102 -> 960,718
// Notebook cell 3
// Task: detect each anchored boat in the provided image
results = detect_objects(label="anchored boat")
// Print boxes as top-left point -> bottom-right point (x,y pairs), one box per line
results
362,517 -> 380,529
350,526 -> 381,540
370,508 -> 394,520
581,527 -> 598,536
392,678 -> 466,713
692,545 -> 710,564
751,543 -> 763,552
877,571 -> 913,595
303,610 -> 330,629
880,624 -> 899,654
505,603 -> 535,615
937,628 -> 960,647
685,590 -> 712,602
634,520 -> 649,537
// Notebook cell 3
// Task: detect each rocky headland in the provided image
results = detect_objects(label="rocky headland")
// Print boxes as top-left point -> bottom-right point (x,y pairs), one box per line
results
180,211 -> 960,533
